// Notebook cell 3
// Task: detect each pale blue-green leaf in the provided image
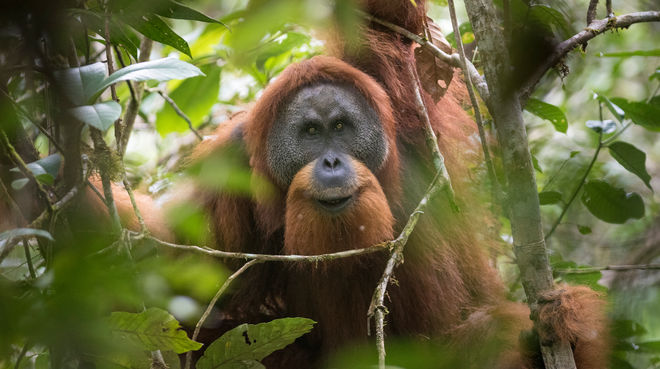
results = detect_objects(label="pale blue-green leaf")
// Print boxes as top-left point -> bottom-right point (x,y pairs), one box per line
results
93,58 -> 204,101
53,62 -> 107,105
608,142 -> 653,191
68,101 -> 122,131
0,228 -> 54,242
586,120 -> 616,134
593,92 -> 625,122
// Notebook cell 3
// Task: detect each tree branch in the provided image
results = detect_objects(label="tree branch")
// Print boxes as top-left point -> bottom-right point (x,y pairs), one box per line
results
557,263 -> 660,274
360,11 -> 490,104
153,89 -> 203,141
520,11 -> 660,103
185,259 -> 263,369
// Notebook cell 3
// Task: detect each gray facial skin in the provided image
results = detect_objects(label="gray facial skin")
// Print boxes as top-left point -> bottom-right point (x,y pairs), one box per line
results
266,82 -> 388,188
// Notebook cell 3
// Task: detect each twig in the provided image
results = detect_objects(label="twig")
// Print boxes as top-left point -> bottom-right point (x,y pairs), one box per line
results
520,11 -> 660,103
119,38 -> 153,156
545,107 -> 604,241
23,239 -> 36,279
359,11 -> 490,104
185,259 -> 263,369
135,232 -> 389,261
367,173 -> 442,369
121,175 -> 148,234
89,129 -> 122,236
154,89 -> 204,141
103,3 -> 123,149
447,0 -> 501,206
557,263 -> 660,274
406,63 -> 458,212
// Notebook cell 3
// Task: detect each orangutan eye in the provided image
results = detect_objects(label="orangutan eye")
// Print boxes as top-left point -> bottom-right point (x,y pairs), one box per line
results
306,125 -> 319,135
334,122 -> 343,131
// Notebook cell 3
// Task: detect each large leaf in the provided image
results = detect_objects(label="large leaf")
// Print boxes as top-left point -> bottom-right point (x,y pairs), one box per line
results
594,92 -> 625,123
121,13 -> 192,57
525,98 -> 567,133
600,49 -> 660,57
197,318 -> 315,369
53,62 -> 107,105
415,17 -> 454,102
0,228 -> 54,242
93,58 -> 204,101
581,180 -> 644,224
610,98 -> 660,132
539,191 -> 563,205
107,307 -> 202,354
68,101 -> 122,131
10,154 -> 63,187
72,9 -> 140,59
608,142 -> 653,191
155,64 -> 220,136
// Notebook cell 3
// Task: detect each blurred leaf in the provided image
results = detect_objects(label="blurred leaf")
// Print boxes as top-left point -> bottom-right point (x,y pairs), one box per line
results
577,225 -> 592,235
0,228 -> 54,242
610,355 -> 635,369
153,0 -> 225,26
612,319 -> 647,339
610,98 -> 660,131
95,58 -> 204,101
599,49 -> 660,57
636,341 -> 660,353
11,178 -> 29,190
53,62 -> 107,105
581,180 -> 644,224
68,101 -> 122,131
608,142 -> 653,191
107,307 -> 202,354
539,191 -> 562,205
197,318 -> 315,369
561,271 -> 606,292
155,64 -> 220,135
529,4 -> 573,38
532,154 -> 543,173
594,92 -> 625,122
255,32 -> 310,70
525,98 -> 567,133
585,119 -> 616,134
651,67 -> 659,81
446,22 -> 472,48
72,9 -> 140,59
121,13 -> 192,57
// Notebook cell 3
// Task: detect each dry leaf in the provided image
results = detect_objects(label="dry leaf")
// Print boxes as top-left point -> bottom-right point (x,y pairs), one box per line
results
415,17 -> 454,102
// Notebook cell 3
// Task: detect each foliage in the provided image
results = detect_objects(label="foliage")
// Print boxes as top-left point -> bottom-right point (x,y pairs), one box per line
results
0,0 -> 659,368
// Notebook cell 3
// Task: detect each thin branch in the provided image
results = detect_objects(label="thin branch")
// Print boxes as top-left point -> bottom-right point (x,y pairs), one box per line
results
135,232 -> 388,261
367,173 -> 442,369
545,116 -> 603,240
447,0 -> 501,207
406,63 -> 459,212
89,129 -> 122,236
23,239 -> 37,279
153,89 -> 203,141
103,3 -> 123,149
557,263 -> 660,274
360,11 -> 490,104
520,11 -> 660,103
185,259 -> 263,369
119,38 -> 153,156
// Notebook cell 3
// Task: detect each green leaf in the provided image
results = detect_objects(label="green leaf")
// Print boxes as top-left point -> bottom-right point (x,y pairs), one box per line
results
88,58 -> 204,102
155,64 -> 220,136
10,154 -> 62,186
0,228 -> 54,242
599,49 -> 660,57
53,62 -> 107,105
68,101 -> 122,131
594,92 -> 625,123
154,0 -> 225,26
608,142 -> 653,191
72,9 -> 140,59
651,67 -> 660,81
107,307 -> 202,354
586,120 -> 616,134
121,13 -> 192,57
611,319 -> 647,339
610,98 -> 660,131
197,318 -> 315,369
539,191 -> 562,205
561,271 -> 606,292
524,98 -> 567,133
528,4 -> 572,38
531,154 -> 543,173
577,225 -> 592,235
581,180 -> 644,224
